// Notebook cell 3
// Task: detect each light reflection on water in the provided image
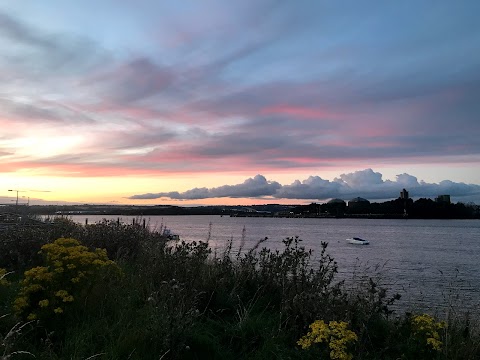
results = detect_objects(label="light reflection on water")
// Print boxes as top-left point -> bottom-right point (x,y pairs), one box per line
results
70,215 -> 480,316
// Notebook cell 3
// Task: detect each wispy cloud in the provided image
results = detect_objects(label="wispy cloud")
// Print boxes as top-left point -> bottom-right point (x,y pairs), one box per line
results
0,10 -> 108,78
1,1 -> 480,200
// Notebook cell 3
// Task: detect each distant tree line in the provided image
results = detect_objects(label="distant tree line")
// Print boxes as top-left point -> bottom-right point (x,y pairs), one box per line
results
292,198 -> 479,219
1,198 -> 479,219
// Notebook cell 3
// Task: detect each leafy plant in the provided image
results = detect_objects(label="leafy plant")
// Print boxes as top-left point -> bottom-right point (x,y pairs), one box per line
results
13,238 -> 119,327
402,313 -> 447,359
297,320 -> 357,360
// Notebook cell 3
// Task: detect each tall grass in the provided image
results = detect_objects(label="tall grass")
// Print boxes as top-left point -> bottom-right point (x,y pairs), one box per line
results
0,218 -> 478,359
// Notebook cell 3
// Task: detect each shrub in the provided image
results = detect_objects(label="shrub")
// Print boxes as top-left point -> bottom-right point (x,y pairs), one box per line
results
0,218 -> 169,272
13,238 -> 119,326
76,219 -> 167,260
254,238 -> 346,332
406,313 -> 446,357
2,226 -> 479,359
0,218 -> 83,271
297,320 -> 357,360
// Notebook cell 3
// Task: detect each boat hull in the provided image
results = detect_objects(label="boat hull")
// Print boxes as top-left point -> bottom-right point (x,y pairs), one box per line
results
346,238 -> 369,245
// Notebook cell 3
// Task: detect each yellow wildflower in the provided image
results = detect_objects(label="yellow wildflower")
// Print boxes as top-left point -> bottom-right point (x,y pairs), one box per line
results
14,237 -> 119,322
427,337 -> 443,351
62,295 -> 74,302
298,320 -> 357,360
411,314 -> 446,352
23,283 -> 44,294
55,290 -> 69,297
24,266 -> 53,282
297,320 -> 330,349
13,296 -> 29,312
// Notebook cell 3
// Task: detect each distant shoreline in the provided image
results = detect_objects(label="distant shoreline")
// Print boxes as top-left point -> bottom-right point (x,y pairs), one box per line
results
2,199 -> 479,219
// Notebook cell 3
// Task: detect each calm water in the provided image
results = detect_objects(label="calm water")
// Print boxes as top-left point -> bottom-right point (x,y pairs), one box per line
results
70,215 -> 480,315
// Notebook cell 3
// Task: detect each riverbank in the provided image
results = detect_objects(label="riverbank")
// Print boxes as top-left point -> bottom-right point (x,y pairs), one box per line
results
1,218 -> 479,359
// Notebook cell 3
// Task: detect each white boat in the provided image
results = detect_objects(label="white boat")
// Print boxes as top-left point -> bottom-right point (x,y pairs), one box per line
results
346,237 -> 369,245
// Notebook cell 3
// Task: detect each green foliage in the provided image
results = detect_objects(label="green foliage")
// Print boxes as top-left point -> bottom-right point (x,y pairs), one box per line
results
13,238 -> 119,326
73,218 -> 167,260
0,217 -> 168,272
0,217 -> 77,271
394,313 -> 447,359
410,314 -> 446,352
297,320 -> 357,360
0,219 -> 479,359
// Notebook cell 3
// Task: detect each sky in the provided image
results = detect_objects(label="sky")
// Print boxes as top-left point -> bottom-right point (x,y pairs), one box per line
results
1,1 -> 480,206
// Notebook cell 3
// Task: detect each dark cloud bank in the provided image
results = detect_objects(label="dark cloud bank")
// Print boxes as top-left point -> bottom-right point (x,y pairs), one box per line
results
128,169 -> 480,203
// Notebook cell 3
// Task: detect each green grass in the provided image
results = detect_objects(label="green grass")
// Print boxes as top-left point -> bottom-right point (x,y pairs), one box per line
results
1,218 -> 479,359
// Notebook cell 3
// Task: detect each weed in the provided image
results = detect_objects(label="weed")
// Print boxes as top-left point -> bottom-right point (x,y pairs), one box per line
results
1,219 -> 479,359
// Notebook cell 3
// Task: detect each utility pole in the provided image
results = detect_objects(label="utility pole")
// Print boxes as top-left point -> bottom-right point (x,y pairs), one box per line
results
8,189 -> 22,213
8,189 -> 48,213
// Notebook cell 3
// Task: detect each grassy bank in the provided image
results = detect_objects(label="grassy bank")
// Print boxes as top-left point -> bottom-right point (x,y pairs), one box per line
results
1,218 -> 479,359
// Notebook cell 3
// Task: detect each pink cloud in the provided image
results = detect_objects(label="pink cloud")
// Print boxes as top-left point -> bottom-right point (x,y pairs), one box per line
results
84,101 -> 163,119
0,160 -> 173,177
260,104 -> 342,120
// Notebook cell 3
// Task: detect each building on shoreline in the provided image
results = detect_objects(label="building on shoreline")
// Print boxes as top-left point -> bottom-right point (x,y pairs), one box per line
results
348,197 -> 370,209
400,189 -> 409,216
435,194 -> 451,204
